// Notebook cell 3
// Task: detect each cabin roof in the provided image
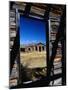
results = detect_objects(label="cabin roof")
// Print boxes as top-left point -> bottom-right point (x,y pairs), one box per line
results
20,42 -> 46,48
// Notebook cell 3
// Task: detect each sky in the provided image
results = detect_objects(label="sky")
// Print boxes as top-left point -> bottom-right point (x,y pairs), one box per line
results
20,16 -> 46,45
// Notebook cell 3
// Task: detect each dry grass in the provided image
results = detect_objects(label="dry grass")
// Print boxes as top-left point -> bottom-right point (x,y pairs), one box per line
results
20,51 -> 47,68
20,51 -> 61,81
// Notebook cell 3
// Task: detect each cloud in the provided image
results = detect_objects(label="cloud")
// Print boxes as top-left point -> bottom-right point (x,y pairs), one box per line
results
20,40 -> 38,45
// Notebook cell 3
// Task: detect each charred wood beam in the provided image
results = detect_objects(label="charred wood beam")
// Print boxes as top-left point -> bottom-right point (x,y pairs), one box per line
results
61,6 -> 66,85
61,38 -> 66,85
10,73 -> 62,89
24,3 -> 32,16
47,6 -> 66,85
10,29 -> 19,74
43,5 -> 51,84
9,1 -> 15,10
44,5 -> 51,20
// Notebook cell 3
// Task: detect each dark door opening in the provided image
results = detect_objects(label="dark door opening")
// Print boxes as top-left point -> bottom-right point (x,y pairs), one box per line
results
35,46 -> 37,51
39,46 -> 41,52
21,48 -> 25,52
42,46 -> 44,51
28,48 -> 31,51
